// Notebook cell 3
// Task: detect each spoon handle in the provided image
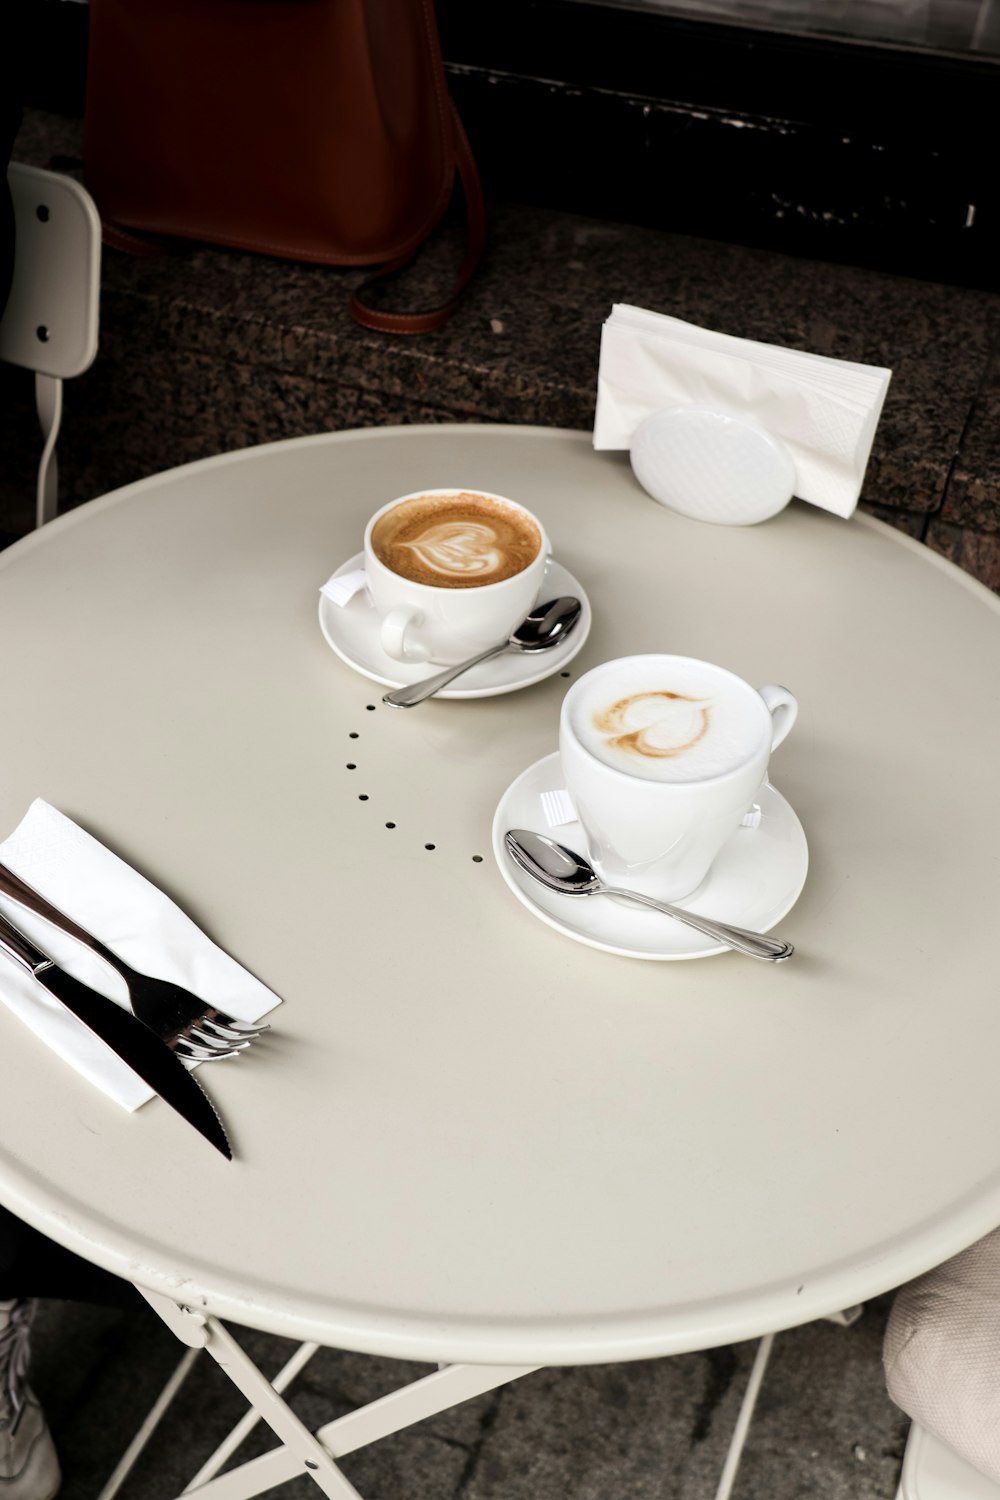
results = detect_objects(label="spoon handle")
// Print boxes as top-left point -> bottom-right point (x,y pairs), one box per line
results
604,886 -> 794,962
382,641 -> 509,708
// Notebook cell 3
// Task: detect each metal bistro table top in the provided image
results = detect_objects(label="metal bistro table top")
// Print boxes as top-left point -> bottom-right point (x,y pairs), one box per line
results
1,424 -> 999,1368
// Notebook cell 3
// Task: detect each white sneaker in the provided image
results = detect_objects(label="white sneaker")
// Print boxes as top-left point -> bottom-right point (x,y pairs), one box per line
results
0,1301 -> 60,1500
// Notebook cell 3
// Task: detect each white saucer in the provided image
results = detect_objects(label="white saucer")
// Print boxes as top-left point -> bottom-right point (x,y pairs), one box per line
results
491,753 -> 808,960
318,556 -> 592,699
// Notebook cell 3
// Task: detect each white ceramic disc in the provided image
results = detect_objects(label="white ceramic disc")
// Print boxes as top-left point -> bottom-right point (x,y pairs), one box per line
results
630,406 -> 797,525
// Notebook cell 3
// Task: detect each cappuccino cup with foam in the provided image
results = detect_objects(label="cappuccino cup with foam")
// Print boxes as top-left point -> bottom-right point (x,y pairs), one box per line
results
364,490 -> 548,665
560,655 -> 797,902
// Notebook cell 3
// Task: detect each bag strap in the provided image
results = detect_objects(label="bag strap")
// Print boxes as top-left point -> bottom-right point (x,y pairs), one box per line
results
348,101 -> 485,336
100,222 -> 165,258
98,99 -> 485,334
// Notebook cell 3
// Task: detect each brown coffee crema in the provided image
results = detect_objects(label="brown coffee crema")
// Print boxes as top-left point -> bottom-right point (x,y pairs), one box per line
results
593,691 -> 712,759
371,493 -> 541,589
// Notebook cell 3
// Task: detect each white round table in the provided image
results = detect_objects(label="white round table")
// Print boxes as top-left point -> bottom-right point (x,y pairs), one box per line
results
1,426 -> 999,1493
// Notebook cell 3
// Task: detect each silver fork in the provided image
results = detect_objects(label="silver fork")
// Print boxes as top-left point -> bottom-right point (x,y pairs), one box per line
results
0,860 -> 268,1062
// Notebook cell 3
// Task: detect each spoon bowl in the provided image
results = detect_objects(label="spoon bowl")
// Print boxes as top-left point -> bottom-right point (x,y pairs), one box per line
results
505,828 -> 793,962
383,596 -> 582,708
506,596 -> 583,653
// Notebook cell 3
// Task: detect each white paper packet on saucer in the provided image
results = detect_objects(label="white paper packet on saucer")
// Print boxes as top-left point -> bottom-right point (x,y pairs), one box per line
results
320,568 -> 368,607
0,799 -> 281,1111
594,303 -> 892,519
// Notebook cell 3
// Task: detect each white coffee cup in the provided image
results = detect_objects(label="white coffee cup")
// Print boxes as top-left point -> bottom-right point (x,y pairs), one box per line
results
559,654 -> 797,902
364,489 -> 549,666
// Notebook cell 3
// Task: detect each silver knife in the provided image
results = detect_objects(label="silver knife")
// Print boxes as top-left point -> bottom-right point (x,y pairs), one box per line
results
0,909 -> 231,1159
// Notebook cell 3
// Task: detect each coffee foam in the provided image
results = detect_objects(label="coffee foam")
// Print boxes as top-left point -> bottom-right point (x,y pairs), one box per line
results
371,493 -> 541,589
570,661 -> 767,783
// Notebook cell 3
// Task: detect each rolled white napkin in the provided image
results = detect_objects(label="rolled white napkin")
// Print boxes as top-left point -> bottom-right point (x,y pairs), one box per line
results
0,799 -> 281,1111
594,303 -> 892,519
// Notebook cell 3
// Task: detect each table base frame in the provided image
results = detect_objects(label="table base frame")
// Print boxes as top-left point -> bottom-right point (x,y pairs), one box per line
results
95,1289 -> 858,1500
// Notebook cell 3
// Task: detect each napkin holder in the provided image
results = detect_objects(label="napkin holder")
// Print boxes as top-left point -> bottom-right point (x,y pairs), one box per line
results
595,303 -> 893,527
629,406 -> 797,526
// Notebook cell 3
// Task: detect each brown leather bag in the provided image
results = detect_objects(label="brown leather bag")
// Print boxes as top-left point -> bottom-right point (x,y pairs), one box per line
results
83,0 -> 484,334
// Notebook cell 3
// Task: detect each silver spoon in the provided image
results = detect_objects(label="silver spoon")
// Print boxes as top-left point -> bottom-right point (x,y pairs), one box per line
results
505,829 -> 794,962
382,596 -> 583,708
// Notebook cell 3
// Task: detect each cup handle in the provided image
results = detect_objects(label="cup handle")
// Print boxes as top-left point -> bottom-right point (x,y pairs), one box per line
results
758,684 -> 798,749
380,607 -> 432,664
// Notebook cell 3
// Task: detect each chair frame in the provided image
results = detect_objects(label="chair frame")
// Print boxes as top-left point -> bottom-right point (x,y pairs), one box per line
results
0,162 -> 101,527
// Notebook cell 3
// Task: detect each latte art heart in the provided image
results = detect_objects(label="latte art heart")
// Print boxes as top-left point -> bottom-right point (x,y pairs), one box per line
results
568,656 -> 777,787
370,491 -> 542,589
594,691 -> 713,760
400,521 -> 503,578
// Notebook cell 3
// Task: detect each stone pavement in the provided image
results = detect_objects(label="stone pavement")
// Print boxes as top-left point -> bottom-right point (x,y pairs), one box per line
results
32,1293 -> 907,1499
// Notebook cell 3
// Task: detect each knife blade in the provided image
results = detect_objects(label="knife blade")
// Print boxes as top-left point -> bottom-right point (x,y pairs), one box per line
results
0,909 -> 231,1159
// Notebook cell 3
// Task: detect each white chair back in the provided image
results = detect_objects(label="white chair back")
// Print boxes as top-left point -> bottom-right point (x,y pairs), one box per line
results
0,163 -> 101,526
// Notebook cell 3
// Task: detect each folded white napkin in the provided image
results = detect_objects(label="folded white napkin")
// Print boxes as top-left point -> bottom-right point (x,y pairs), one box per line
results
0,799 -> 281,1111
594,303 -> 892,519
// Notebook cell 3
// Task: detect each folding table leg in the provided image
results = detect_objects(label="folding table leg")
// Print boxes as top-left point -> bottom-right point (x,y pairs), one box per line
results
711,1307 -> 865,1500
713,1333 -> 775,1500
135,1290 -> 362,1498
186,1340 -> 322,1489
95,1346 -> 202,1500
134,1287 -> 538,1500
122,1290 -> 865,1500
